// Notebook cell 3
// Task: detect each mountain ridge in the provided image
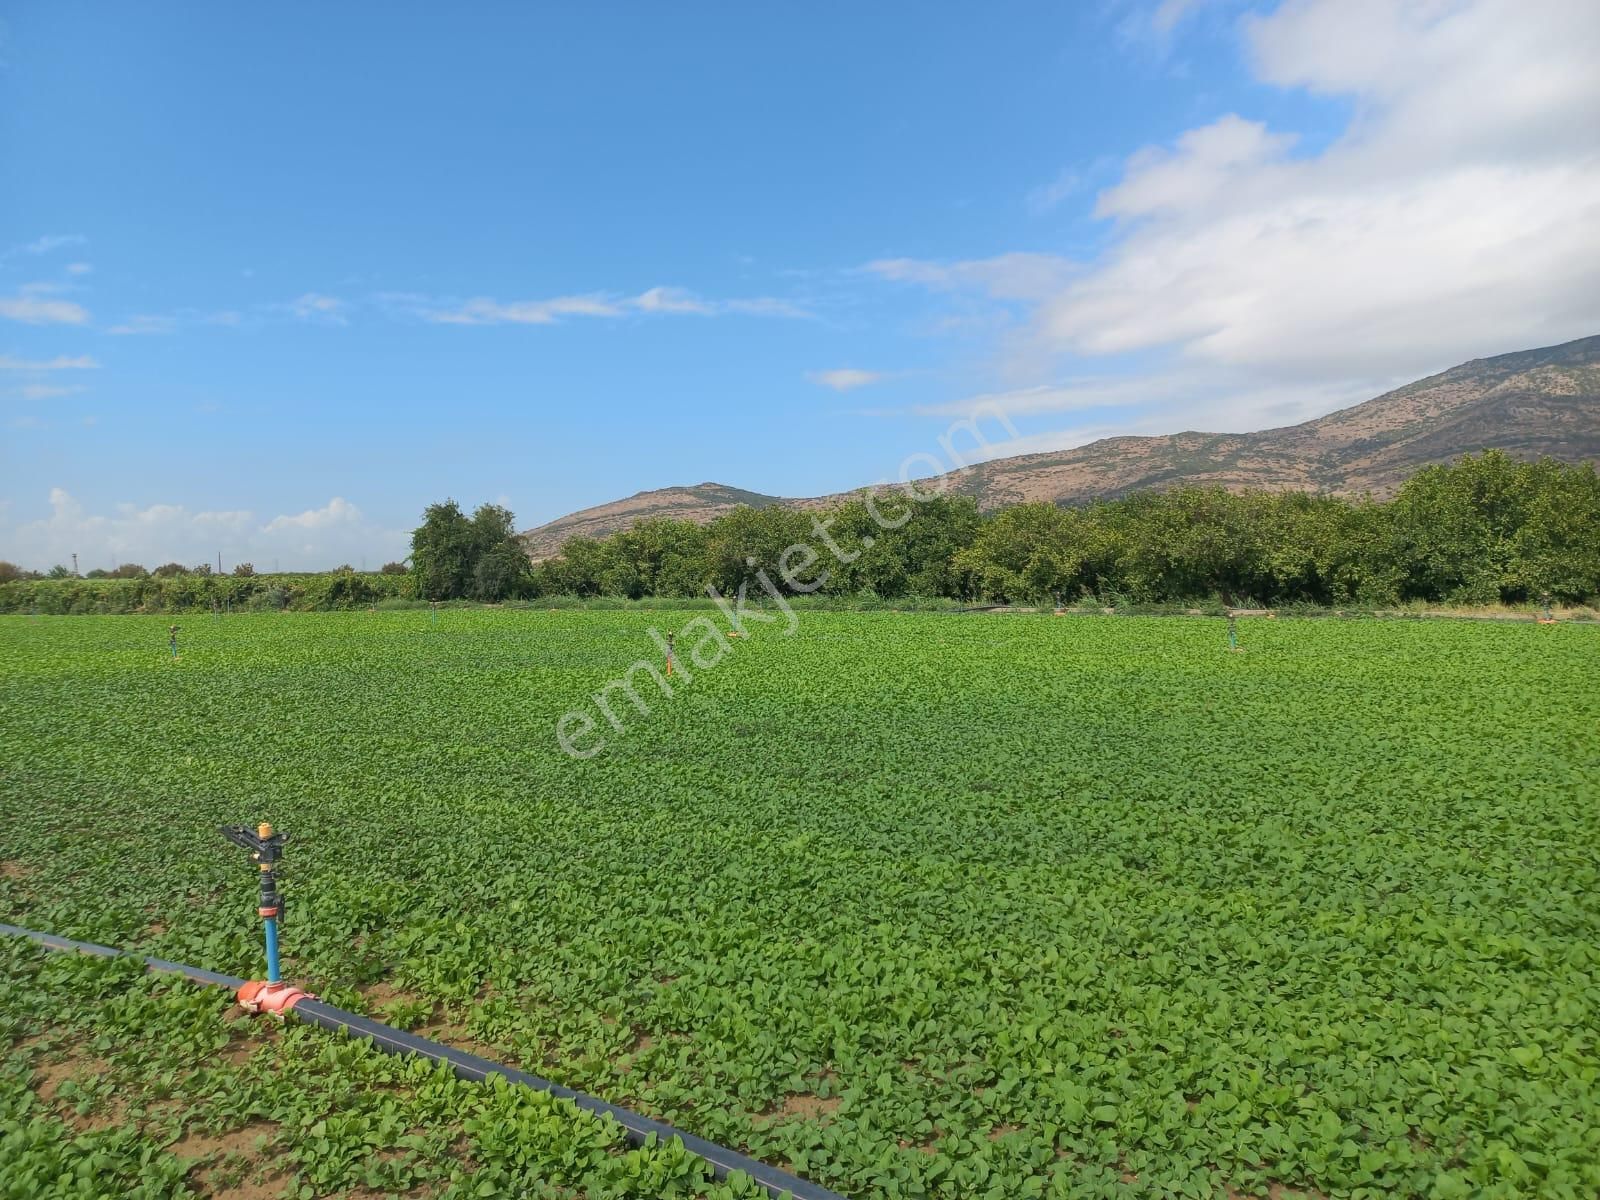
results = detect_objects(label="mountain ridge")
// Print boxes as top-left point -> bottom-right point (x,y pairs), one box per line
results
521,334 -> 1600,558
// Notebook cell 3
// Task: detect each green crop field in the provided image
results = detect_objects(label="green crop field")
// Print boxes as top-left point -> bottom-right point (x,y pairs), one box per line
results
2,611 -> 1597,1200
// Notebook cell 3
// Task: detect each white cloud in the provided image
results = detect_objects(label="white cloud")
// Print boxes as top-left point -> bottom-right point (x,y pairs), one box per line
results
107,308 -> 243,335
65,262 -> 93,276
1025,168 -> 1083,214
15,383 -> 85,400
808,368 -> 889,391
4,234 -> 87,258
260,496 -> 363,534
912,376 -> 1185,419
418,286 -> 809,326
428,293 -> 623,325
1092,114 -> 1297,220
0,355 -> 99,370
1,490 -> 408,572
0,288 -> 90,325
285,293 -> 347,323
76,284 -> 806,336
107,314 -> 178,336
915,368 -> 1381,427
874,0 -> 1600,435
868,253 -> 1075,302
720,296 -> 811,318
633,286 -> 712,315
1151,0 -> 1204,33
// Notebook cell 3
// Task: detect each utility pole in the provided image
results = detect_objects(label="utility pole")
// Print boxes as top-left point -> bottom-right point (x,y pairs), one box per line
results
218,550 -> 223,575
71,552 -> 78,575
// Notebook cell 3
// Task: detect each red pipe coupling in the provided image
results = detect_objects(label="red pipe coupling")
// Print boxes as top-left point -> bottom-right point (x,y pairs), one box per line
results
237,979 -> 314,1016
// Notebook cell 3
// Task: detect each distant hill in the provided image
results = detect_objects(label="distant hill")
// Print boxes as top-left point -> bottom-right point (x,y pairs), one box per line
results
521,334 -> 1600,558
521,482 -> 784,558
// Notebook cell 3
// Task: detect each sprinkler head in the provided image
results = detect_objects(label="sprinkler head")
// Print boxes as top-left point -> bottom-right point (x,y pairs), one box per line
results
221,823 -> 288,866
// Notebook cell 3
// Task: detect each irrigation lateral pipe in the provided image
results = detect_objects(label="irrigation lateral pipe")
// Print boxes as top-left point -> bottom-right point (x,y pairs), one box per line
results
0,922 -> 846,1200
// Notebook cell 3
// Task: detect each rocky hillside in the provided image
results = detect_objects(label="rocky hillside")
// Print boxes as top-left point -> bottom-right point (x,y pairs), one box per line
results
521,483 -> 783,558
521,334 -> 1600,557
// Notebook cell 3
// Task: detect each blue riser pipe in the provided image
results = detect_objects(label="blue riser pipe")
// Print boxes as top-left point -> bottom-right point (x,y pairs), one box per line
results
263,917 -> 281,983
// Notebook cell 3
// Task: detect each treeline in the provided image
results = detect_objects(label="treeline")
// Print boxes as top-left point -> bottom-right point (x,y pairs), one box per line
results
0,559 -> 407,583
5,453 -> 1597,614
0,570 -> 415,615
526,452 -> 1600,607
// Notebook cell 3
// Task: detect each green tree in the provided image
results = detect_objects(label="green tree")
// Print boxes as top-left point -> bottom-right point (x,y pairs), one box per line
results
1512,461 -> 1600,601
954,503 -> 1082,603
410,500 -> 477,600
1385,451 -> 1535,603
701,505 -> 814,596
467,504 -> 531,601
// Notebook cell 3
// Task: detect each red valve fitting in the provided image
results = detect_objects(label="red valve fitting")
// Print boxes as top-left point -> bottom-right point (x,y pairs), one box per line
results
237,979 -> 313,1017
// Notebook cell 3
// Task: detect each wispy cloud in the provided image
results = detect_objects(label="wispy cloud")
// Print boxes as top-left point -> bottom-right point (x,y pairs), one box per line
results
1151,0 -> 1204,34
720,296 -> 811,318
0,285 -> 90,325
425,293 -> 623,325
106,305 -> 264,335
867,253 -> 1076,302
15,383 -> 86,400
0,296 -> 90,324
65,262 -> 93,276
808,368 -> 889,391
0,354 -> 99,370
416,286 -> 810,326
284,293 -> 346,323
107,314 -> 179,336
1025,168 -> 1083,214
633,286 -> 711,315
908,377 -> 1176,419
4,234 -> 88,259
83,283 -> 807,337
897,369 -> 1384,464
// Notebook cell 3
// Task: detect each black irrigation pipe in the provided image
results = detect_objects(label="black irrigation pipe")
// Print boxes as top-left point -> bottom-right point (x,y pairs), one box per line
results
0,922 -> 250,990
0,922 -> 846,1200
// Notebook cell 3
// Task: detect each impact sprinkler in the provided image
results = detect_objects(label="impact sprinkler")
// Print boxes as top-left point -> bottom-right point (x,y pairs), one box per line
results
1226,613 -> 1241,652
168,624 -> 180,659
220,822 -> 313,1016
1538,592 -> 1556,624
665,632 -> 676,677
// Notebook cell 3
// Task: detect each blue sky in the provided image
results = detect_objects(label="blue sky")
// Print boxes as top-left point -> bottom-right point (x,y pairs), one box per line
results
3,1 -> 1596,569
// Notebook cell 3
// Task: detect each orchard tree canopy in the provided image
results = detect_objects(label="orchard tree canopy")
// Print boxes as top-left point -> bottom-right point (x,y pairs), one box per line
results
410,500 -> 531,601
